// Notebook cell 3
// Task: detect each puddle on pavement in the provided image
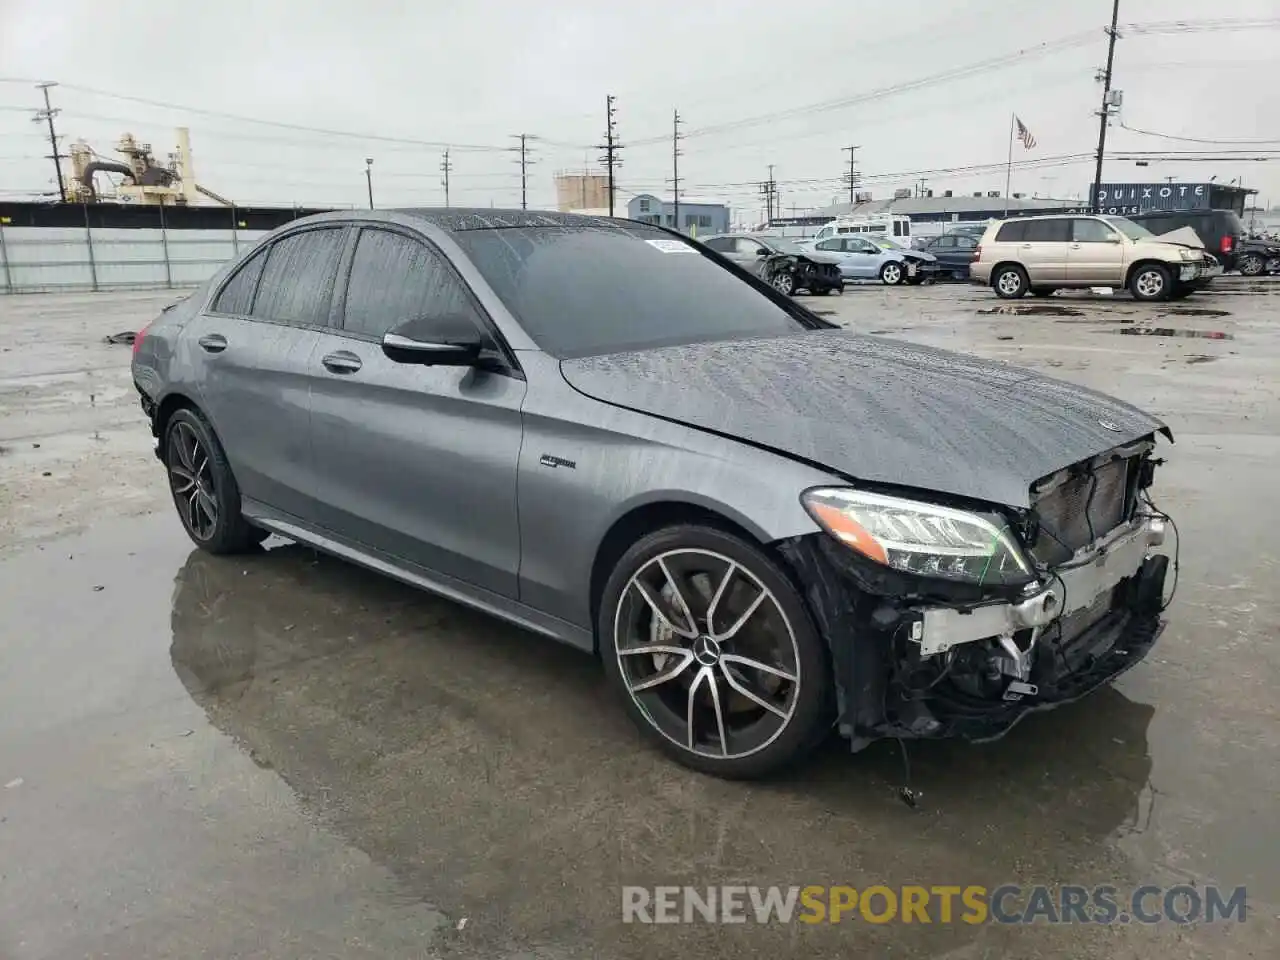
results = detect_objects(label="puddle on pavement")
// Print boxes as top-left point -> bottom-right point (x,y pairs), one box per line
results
976,304 -> 1085,317
1185,354 -> 1218,364
1105,327 -> 1234,340
1159,307 -> 1230,318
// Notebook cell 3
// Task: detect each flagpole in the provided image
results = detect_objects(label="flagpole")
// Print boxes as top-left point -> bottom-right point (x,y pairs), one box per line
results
1004,113 -> 1014,216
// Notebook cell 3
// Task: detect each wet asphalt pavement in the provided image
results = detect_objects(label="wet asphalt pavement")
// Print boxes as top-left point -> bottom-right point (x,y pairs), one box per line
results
1,280 -> 1278,958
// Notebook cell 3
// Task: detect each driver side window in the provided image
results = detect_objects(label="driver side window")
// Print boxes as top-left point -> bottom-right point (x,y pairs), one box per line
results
815,239 -> 841,252
341,228 -> 486,341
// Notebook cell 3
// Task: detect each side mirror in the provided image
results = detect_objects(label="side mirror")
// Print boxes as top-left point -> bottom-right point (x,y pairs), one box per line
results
1105,234 -> 1122,243
382,315 -> 482,366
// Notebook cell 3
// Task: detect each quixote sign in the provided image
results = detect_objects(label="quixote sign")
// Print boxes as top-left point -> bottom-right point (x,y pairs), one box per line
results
1091,183 -> 1210,215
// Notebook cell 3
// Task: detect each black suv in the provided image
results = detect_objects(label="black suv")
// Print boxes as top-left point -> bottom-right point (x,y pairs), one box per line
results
1127,209 -> 1246,271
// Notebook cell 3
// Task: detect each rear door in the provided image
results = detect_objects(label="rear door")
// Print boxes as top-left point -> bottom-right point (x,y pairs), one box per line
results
183,225 -> 346,519
813,238 -> 851,277
1067,217 -> 1126,285
1018,218 -> 1070,284
306,225 -> 525,598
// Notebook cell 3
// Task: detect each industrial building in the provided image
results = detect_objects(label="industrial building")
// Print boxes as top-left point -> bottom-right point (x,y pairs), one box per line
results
627,194 -> 730,235
802,191 -> 1085,234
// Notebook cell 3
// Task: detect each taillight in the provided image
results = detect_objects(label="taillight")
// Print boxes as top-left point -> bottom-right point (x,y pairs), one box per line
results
1220,235 -> 1233,254
972,245 -> 982,262
132,324 -> 148,356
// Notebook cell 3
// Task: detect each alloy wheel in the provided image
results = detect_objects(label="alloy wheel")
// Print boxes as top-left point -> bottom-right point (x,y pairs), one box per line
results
882,263 -> 902,285
997,270 -> 1022,296
612,549 -> 801,760
1134,269 -> 1164,299
1238,254 -> 1264,276
771,273 -> 795,295
168,421 -> 219,541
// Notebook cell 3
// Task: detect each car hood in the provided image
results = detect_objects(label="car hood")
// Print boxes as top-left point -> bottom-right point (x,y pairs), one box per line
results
559,330 -> 1169,509
790,251 -> 840,265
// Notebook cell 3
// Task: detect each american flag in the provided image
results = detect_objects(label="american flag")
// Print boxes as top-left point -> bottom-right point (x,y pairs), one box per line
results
1014,116 -> 1036,150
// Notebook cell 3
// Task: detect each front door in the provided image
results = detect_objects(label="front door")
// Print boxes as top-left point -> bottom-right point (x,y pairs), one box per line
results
841,237 -> 882,278
306,225 -> 525,599
731,237 -> 771,277
186,226 -> 347,520
1067,217 -> 1127,285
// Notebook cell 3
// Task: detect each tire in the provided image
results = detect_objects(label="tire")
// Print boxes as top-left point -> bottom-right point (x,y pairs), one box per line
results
771,271 -> 795,296
1237,253 -> 1265,277
992,264 -> 1029,299
164,407 -> 269,554
598,524 -> 833,780
1129,263 -> 1172,302
1030,287 -> 1058,298
879,261 -> 905,285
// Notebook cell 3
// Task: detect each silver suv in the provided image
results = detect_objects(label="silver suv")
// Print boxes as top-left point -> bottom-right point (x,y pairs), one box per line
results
970,214 -> 1222,301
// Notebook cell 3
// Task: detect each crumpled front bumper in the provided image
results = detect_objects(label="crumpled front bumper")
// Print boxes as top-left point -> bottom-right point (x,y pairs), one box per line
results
778,516 -> 1169,749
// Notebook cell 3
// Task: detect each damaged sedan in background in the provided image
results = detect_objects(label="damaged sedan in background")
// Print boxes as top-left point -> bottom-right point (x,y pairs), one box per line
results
133,209 -> 1176,781
701,232 -> 844,295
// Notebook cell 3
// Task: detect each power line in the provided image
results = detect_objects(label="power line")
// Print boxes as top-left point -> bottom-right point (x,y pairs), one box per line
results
1117,123 -> 1280,146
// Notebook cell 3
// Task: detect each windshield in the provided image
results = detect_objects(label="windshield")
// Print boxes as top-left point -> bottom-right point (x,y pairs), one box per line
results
1103,216 -> 1154,240
451,225 -> 818,358
872,237 -> 906,250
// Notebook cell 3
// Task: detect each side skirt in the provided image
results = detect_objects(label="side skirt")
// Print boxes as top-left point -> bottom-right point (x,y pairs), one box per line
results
243,498 -> 595,654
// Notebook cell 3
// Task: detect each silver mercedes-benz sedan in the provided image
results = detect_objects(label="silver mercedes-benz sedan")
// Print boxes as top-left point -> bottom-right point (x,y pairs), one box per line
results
132,209 -> 1176,779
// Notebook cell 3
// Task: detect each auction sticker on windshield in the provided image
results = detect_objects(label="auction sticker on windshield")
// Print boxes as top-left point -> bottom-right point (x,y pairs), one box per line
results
646,239 -> 697,254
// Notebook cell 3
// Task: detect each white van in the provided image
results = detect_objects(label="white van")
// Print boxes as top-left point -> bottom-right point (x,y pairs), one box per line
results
811,214 -> 912,247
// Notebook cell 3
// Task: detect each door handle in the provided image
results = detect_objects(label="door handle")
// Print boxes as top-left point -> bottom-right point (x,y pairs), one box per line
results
197,333 -> 227,353
321,350 -> 363,374
1020,244 -> 1033,249
1070,243 -> 1081,249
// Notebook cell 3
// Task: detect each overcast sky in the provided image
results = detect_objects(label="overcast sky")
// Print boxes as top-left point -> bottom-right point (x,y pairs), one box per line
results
2,0 -> 1277,218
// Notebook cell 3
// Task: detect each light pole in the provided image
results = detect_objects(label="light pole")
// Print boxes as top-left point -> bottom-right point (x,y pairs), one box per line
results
365,158 -> 374,209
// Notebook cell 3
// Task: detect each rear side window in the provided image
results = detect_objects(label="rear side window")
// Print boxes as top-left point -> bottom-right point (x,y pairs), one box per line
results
1023,219 -> 1070,242
933,236 -> 956,248
994,221 -> 1026,242
1072,219 -> 1118,242
341,228 -> 485,339
251,227 -> 346,326
212,248 -> 266,315
955,236 -> 978,250
703,237 -> 733,253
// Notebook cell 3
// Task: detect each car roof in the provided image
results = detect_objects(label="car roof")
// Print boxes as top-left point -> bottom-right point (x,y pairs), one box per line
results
391,208 -> 628,232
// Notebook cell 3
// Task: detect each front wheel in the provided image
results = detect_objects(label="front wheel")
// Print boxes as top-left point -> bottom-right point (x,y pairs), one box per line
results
992,265 -> 1029,299
880,261 -> 905,285
770,271 -> 796,296
1237,253 -> 1265,276
1130,263 -> 1172,302
599,525 -> 833,779
164,408 -> 269,554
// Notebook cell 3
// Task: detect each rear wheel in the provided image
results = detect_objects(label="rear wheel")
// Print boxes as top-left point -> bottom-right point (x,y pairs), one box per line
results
1238,253 -> 1265,276
1130,263 -> 1172,302
880,261 -> 905,285
599,525 -> 832,779
992,265 -> 1029,299
164,408 -> 268,554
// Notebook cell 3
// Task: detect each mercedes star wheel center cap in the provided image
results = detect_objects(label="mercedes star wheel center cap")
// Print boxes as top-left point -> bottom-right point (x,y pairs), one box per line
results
692,635 -> 723,666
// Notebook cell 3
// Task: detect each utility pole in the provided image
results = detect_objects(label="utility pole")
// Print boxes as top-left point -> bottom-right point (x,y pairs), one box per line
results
841,145 -> 860,205
671,109 -> 683,233
364,158 -> 374,209
512,134 -> 534,209
440,148 -> 453,206
34,82 -> 66,201
759,167 -> 778,224
596,95 -> 621,217
1091,0 -> 1122,213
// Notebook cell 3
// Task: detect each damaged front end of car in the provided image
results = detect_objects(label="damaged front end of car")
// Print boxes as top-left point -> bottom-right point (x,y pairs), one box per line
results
777,437 -> 1173,750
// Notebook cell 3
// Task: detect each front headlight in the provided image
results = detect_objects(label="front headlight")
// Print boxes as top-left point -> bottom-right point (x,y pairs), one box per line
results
801,488 -> 1033,585
1179,249 -> 1200,261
